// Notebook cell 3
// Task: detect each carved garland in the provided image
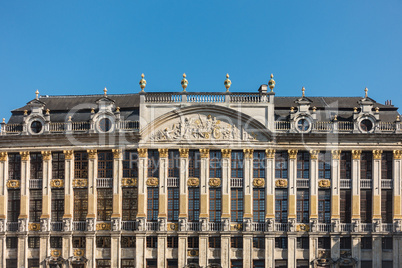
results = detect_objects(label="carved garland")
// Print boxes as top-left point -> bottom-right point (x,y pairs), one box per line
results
275,179 -> 288,188
253,178 -> 265,188
187,178 -> 200,187
146,177 -> 159,187
122,178 -> 137,187
50,179 -> 64,188
209,178 -> 221,187
318,179 -> 331,188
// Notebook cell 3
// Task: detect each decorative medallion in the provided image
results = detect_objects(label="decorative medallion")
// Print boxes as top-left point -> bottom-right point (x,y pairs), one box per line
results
72,179 -> 88,188
179,148 -> 189,158
231,223 -> 243,231
296,224 -> 310,232
352,150 -> 362,160
209,178 -> 221,187
20,151 -> 30,161
275,179 -> 288,188
187,249 -> 199,257
310,150 -> 319,160
137,148 -> 148,158
167,223 -> 178,231
146,177 -> 159,187
394,150 -> 402,160
7,180 -> 20,189
51,249 -> 62,258
0,152 -> 7,161
253,178 -> 265,188
221,149 -> 231,158
41,151 -> 52,161
200,149 -> 210,158
243,149 -> 254,159
265,149 -> 276,159
63,150 -> 74,160
373,150 -> 383,160
112,149 -> 122,159
288,149 -> 298,159
29,223 -> 41,231
158,148 -> 169,158
74,249 -> 85,257
331,150 -> 341,160
318,250 -> 330,259
187,177 -> 200,187
318,179 -> 331,188
87,150 -> 97,159
122,178 -> 137,187
96,222 -> 111,231
50,179 -> 64,188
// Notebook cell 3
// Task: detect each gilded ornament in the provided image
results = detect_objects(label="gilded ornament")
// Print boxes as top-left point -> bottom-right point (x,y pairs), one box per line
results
112,149 -> 122,159
394,150 -> 402,160
181,73 -> 188,92
351,150 -> 362,160
50,179 -> 64,188
20,151 -> 30,161
243,149 -> 254,159
221,149 -> 231,158
209,178 -> 221,187
63,150 -> 74,160
167,223 -> 178,231
187,177 -> 200,187
187,249 -> 199,257
224,73 -> 231,92
87,149 -> 97,159
96,222 -> 111,231
179,148 -> 189,158
331,150 -> 341,160
7,180 -> 20,189
146,177 -> 159,187
318,250 -> 330,259
231,223 -> 243,231
74,249 -> 85,257
310,150 -> 319,160
275,179 -> 288,188
212,128 -> 221,139
24,110 -> 28,116
158,148 -> 168,158
41,151 -> 52,161
51,249 -> 61,258
265,149 -> 276,159
122,178 -> 137,187
253,178 -> 265,188
318,179 -> 331,188
0,152 -> 7,161
72,179 -> 88,188
373,150 -> 383,160
29,223 -> 41,231
45,109 -> 50,115
268,74 -> 275,91
200,149 -> 210,158
137,148 -> 148,158
288,149 -> 298,159
296,224 -> 310,232
139,73 -> 146,92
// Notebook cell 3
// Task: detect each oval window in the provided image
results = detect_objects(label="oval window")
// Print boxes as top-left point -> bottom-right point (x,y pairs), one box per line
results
30,120 -> 43,134
99,118 -> 112,132
360,119 -> 373,132
297,119 -> 310,132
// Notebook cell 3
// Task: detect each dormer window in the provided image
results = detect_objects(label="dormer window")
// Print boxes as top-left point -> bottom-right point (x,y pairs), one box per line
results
360,119 -> 374,132
99,118 -> 112,132
296,117 -> 312,133
30,121 -> 43,133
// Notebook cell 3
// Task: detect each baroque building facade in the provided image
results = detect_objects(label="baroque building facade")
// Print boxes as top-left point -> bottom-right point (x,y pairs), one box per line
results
0,74 -> 401,268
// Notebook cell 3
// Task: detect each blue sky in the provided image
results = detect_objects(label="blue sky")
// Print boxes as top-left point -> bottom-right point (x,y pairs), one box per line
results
1,0 -> 401,119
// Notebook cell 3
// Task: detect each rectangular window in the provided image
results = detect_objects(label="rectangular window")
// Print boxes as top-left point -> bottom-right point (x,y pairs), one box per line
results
122,259 -> 135,268
297,189 -> 309,223
253,237 -> 265,249
121,236 -> 136,248
167,260 -> 178,268
146,259 -> 157,268
30,152 -> 43,180
275,189 -> 288,223
253,151 -> 265,178
98,151 -> 113,178
168,150 -> 180,177
52,152 -> 65,179
28,259 -> 40,268
6,259 -> 17,268
382,190 -> 392,223
188,187 -> 200,222
318,152 -> 331,179
146,236 -> 157,248
168,187 -> 179,222
340,237 -> 351,249
188,236 -> 199,248
231,260 -> 243,268
297,152 -> 310,179
209,237 -> 221,248
6,237 -> 18,248
296,260 -> 309,268
188,150 -> 200,178
97,188 -> 113,221
340,190 -> 351,223
297,237 -> 309,249
50,236 -> 62,248
167,236 -> 178,248
360,190 -> 372,223
231,188 -> 243,222
51,189 -> 64,222
382,152 -> 393,180
340,152 -> 351,179
253,260 -> 265,268
123,151 -> 138,178
122,188 -> 137,221
209,151 -> 222,178
361,237 -> 372,249
148,150 -> 159,178
275,151 -> 288,178
96,236 -> 111,248
147,187 -> 159,222
29,190 -> 42,222
72,236 -> 86,248
96,259 -> 111,268
74,189 -> 88,221
318,190 -> 331,223
8,153 -> 21,180
361,152 -> 373,180
7,190 -> 20,222
231,237 -> 243,248
253,188 -> 265,222
28,237 -> 40,248
209,188 -> 222,222
74,152 -> 88,179
382,261 -> 393,268
382,237 -> 393,250
318,237 -> 330,249
231,151 -> 244,178
361,261 -> 372,267
275,237 -> 287,249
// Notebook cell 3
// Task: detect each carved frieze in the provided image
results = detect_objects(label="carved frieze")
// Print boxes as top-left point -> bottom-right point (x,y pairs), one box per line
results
318,179 -> 331,188
122,178 -> 137,187
209,178 -> 221,187
253,178 -> 265,188
187,177 -> 200,187
275,179 -> 288,188
7,180 -> 20,189
73,179 -> 88,188
50,179 -> 64,188
146,177 -> 159,187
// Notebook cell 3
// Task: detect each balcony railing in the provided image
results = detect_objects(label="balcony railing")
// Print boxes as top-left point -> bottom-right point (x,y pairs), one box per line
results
296,179 -> 309,188
340,179 -> 351,189
274,223 -> 288,232
378,122 -> 396,132
381,179 -> 393,189
72,121 -> 91,131
252,222 -> 265,232
230,178 -> 243,188
145,93 -> 182,103
361,223 -> 372,232
338,121 -> 354,131
187,222 -> 200,231
360,179 -> 372,189
119,120 -> 139,130
96,178 -> 113,188
29,179 -> 42,189
317,223 -> 331,232
49,122 -> 67,132
229,93 -> 265,103
208,222 -> 221,231
382,223 -> 393,232
187,93 -> 225,103
313,121 -> 333,132
51,222 -> 63,231
275,121 -> 290,131
167,177 -> 179,187
146,222 -> 158,231
121,221 -> 137,231
6,222 -> 18,232
73,221 -> 86,231
340,223 -> 351,232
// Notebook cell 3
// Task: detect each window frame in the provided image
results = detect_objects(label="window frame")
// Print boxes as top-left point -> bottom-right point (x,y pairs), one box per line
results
297,152 -> 310,179
209,188 -> 222,222
188,187 -> 200,222
98,151 -> 113,178
97,188 -> 113,221
231,151 -> 244,178
147,187 -> 159,222
253,188 -> 265,223
209,151 -> 222,178
231,188 -> 243,222
167,187 -> 179,222
74,152 -> 88,179
275,189 -> 288,223
275,151 -> 288,179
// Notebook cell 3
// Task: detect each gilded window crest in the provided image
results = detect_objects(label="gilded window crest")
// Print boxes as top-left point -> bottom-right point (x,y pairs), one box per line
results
7,180 -> 20,189
167,223 -> 178,231
318,179 -> 331,188
188,249 -> 199,257
51,249 -> 61,258
209,178 -> 221,187
231,223 -> 243,231
28,223 -> 41,231
122,178 -> 137,187
73,179 -> 88,188
253,178 -> 265,188
146,177 -> 159,187
275,179 -> 288,188
296,224 -> 310,232
187,177 -> 200,187
96,222 -> 111,231
50,179 -> 64,188
74,249 -> 85,257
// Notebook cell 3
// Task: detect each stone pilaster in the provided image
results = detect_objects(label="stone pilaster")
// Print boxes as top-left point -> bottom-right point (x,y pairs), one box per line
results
157,235 -> 167,268
111,149 -> 123,226
309,236 -> 318,266
135,234 -> 146,268
287,235 -> 297,268
179,149 -> 189,218
265,235 -> 275,268
330,235 -> 340,263
63,150 -> 74,227
265,149 -> 275,220
85,234 -> 96,268
372,235 -> 382,267
221,149 -> 231,219
39,234 -> 50,266
199,149 -> 209,219
17,234 -> 28,268
393,150 -> 402,220
86,150 -> 97,220
178,234 -> 187,268
0,152 -> 7,220
243,235 -> 253,268
393,236 -> 402,268
352,150 -> 362,222
19,151 -> 30,220
351,236 -> 361,268
158,148 -> 168,218
62,234 -> 72,266
243,149 -> 253,219
220,234 -> 230,268
41,151 -> 52,221
288,150 -> 298,220
0,236 -> 5,268
137,149 -> 148,218
331,150 -> 341,220
199,235 -> 208,268
111,233 -> 121,268
372,150 -> 383,222
309,150 -> 319,220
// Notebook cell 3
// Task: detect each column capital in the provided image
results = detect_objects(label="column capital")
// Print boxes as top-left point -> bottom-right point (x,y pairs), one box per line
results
243,149 -> 254,159
137,148 -> 148,158
63,150 -> 74,160
199,149 -> 209,158
0,152 -> 7,161
158,148 -> 168,158
112,149 -> 122,159
265,149 -> 275,158
373,150 -> 383,160
310,150 -> 319,159
288,149 -> 298,159
19,151 -> 30,161
352,150 -> 362,160
41,151 -> 52,161
179,148 -> 189,158
393,150 -> 402,160
221,149 -> 231,158
87,149 -> 97,159
331,150 -> 341,160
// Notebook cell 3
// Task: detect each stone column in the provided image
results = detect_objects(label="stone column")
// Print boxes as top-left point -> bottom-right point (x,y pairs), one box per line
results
17,233 -> 28,268
17,151 -> 29,268
85,233 -> 96,268
393,150 -> 402,222
0,236 -> 5,268
243,149 -> 253,220
288,150 -> 298,225
351,236 -> 361,268
199,149 -> 209,220
111,233 -> 121,268
309,150 -> 319,222
372,235 -> 382,267
199,235 -> 208,267
39,233 -> 50,267
178,234 -> 187,268
137,149 -> 148,219
62,234 -> 72,267
221,234 -> 230,268
309,236 -> 318,266
86,150 -> 98,221
287,235 -> 297,268
157,234 -> 167,268
393,236 -> 402,268
179,149 -> 189,219
331,150 -> 341,221
265,235 -> 275,268
111,149 -> 122,268
40,151 -> 52,229
0,152 -> 7,222
158,149 -> 168,220
243,234 -> 253,268
372,150 -> 383,225
63,150 -> 74,230
352,150 -> 362,226
265,150 -> 275,221
135,234 -> 146,268
221,149 -> 231,220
